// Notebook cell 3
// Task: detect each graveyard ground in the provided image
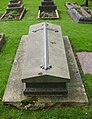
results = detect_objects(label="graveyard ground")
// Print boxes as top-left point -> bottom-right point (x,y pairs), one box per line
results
0,0 -> 92,118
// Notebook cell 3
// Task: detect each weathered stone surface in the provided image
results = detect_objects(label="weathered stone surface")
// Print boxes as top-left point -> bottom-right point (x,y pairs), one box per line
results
22,23 -> 70,95
77,52 -> 92,74
0,33 -> 5,50
2,23 -> 88,109
3,35 -> 26,103
68,6 -> 92,23
22,23 -> 70,83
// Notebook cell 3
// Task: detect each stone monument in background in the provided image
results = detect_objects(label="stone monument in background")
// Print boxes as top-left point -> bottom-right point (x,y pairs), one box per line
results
38,0 -> 59,19
1,0 -> 26,20
65,2 -> 92,24
3,22 -> 88,110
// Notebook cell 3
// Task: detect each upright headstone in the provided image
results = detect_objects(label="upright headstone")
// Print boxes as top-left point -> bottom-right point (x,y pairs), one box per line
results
38,0 -> 59,19
39,0 -> 57,12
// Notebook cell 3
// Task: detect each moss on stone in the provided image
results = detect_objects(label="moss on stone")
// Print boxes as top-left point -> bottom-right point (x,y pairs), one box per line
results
21,96 -> 38,105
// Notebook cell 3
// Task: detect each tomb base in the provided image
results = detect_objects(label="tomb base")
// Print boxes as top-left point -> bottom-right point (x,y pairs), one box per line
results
23,83 -> 68,96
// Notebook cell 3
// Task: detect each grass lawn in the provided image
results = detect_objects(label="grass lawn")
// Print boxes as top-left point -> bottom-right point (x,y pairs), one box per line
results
0,0 -> 92,118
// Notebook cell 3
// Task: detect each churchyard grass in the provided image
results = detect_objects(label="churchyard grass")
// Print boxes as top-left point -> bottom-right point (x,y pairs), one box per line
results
0,0 -> 92,118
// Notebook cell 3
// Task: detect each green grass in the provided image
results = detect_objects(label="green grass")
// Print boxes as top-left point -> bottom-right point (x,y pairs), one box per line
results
0,0 -> 92,118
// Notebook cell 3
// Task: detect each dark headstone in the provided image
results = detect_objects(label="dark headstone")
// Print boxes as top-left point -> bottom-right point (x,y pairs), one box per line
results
39,0 -> 57,12
38,0 -> 59,19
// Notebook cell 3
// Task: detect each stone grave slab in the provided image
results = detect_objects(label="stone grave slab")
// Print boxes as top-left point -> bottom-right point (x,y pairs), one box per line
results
0,33 -> 5,50
67,6 -> 92,23
0,0 -> 26,20
3,23 -> 88,110
38,0 -> 59,19
22,23 -> 70,96
77,52 -> 92,74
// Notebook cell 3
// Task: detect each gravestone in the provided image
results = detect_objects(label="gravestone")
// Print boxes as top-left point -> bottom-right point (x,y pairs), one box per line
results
0,0 -> 26,20
67,6 -> 92,23
7,0 -> 24,12
38,0 -> 59,19
0,33 -> 5,50
3,23 -> 88,109
39,0 -> 57,11
22,22 -> 70,95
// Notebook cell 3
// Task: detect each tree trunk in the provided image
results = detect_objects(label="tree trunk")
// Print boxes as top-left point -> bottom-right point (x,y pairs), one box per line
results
85,0 -> 88,6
